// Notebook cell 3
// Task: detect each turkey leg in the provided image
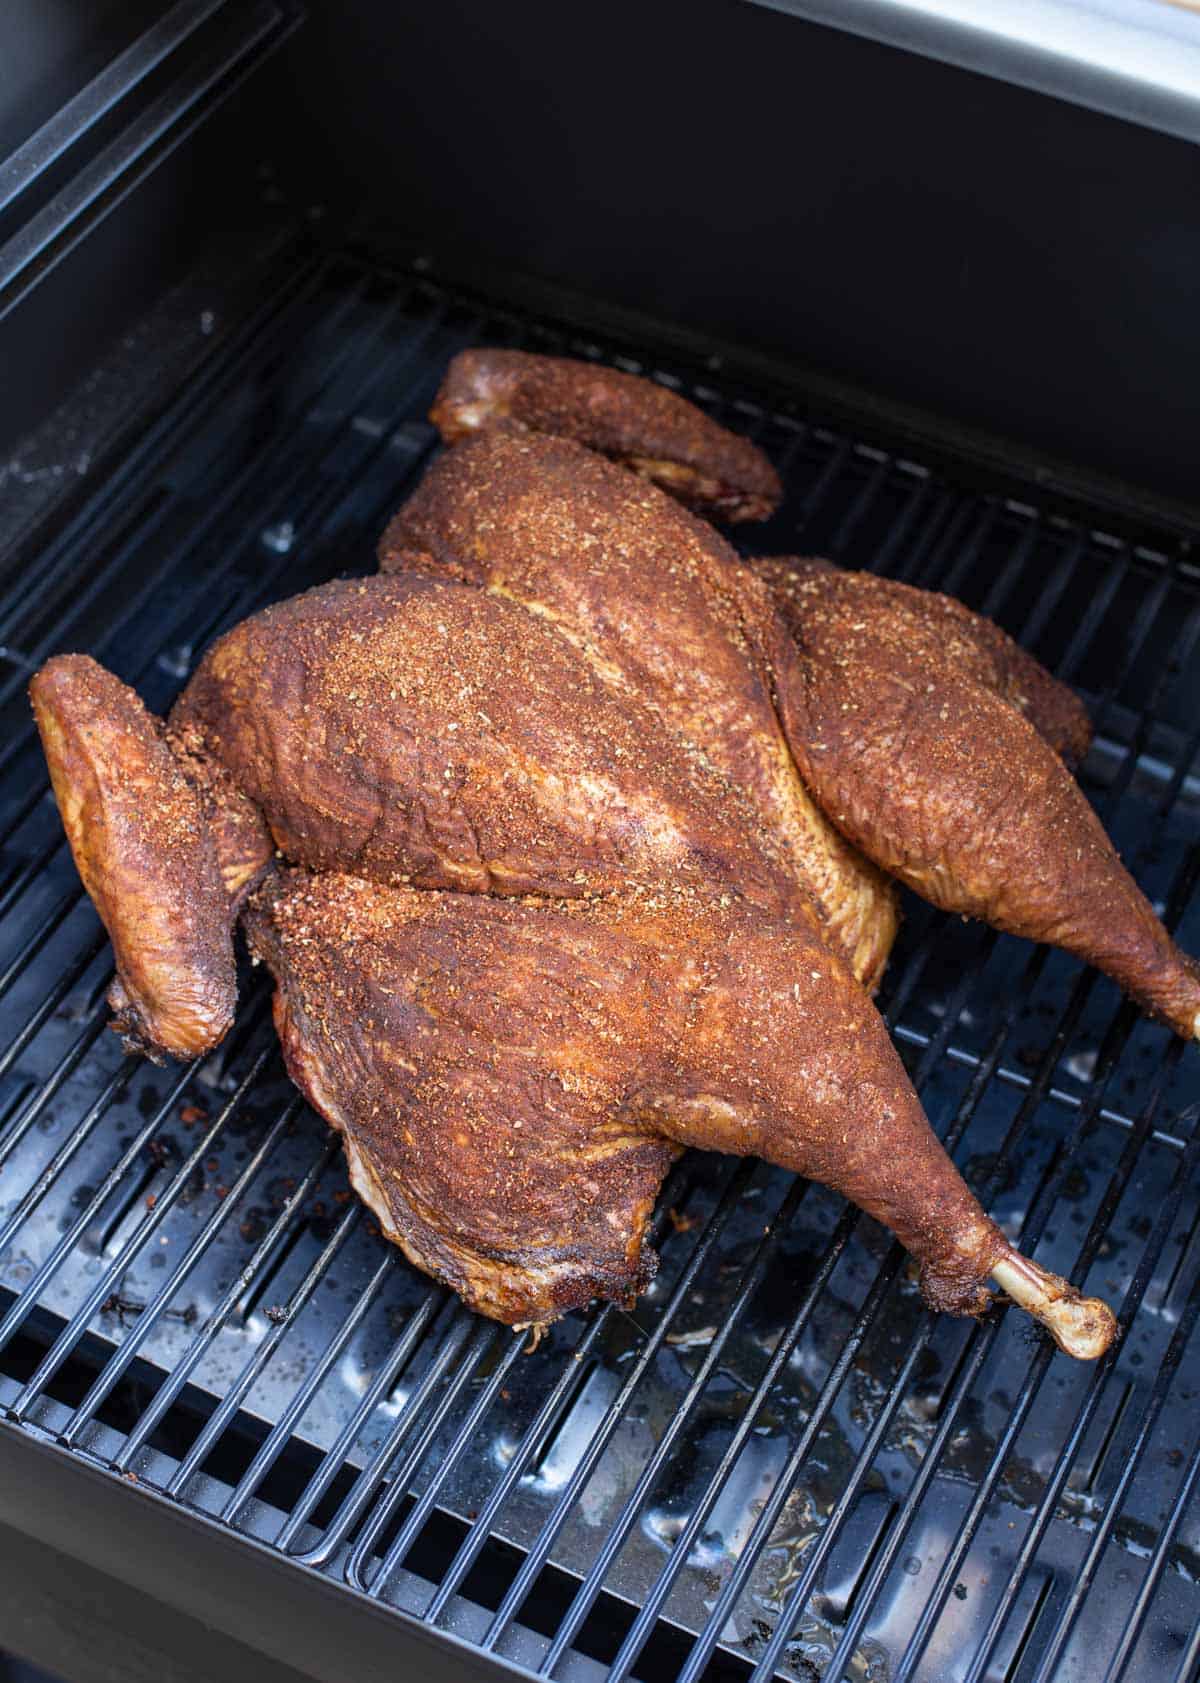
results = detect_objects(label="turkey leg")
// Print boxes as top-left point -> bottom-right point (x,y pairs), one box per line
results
249,869 -> 1116,1359
762,561 -> 1200,1041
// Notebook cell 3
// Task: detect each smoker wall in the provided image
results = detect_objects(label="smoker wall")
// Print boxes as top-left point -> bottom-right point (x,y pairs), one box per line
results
2,0 -> 1198,505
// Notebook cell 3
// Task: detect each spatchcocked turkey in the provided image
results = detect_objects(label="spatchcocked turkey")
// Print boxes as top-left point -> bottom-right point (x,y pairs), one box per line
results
33,350 -> 1199,1359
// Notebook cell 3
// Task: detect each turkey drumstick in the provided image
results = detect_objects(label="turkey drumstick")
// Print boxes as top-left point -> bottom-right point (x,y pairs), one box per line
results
760,560 -> 1200,1041
248,868 -> 1115,1359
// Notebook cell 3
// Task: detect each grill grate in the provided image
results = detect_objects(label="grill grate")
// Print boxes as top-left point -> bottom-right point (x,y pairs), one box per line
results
1,248 -> 1199,1683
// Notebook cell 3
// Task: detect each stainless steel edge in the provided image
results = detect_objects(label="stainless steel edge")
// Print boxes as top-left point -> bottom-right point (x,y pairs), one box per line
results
743,0 -> 1200,143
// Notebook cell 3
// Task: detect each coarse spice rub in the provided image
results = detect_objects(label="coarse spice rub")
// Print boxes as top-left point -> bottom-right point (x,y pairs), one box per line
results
31,346 -> 1185,1359
245,868 -> 1009,1328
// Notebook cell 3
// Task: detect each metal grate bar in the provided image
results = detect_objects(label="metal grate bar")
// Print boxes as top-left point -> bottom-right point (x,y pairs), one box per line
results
976,512 -> 1044,619
60,1088 -> 306,1444
1055,546 -> 1130,686
111,1116 -> 336,1470
1086,614 -> 1199,830
0,885 -> 89,1000
977,1176 -> 1200,1683
865,476 -> 941,580
1,257 -> 1198,1683
216,1246 -> 400,1523
890,1023 -> 1189,1151
821,1048 -> 1196,1683
291,1309 -> 487,1569
887,985 -> 1191,1674
167,1202 -> 364,1497
417,1165 -> 702,1622
1157,723 -> 1200,820
827,452 -> 890,556
675,1247 -> 908,1683
293,1309 -> 496,1569
8,1022 -> 276,1417
0,1058 -> 135,1260
335,1166 -> 702,1592
0,932 -> 107,1086
1155,590 -> 1200,716
892,999 -> 1190,1680
791,437 -> 854,536
271,1287 -> 450,1553
530,1174 -> 815,1673
1170,1595 -> 1200,1683
1086,557 -> 1176,729
346,1321 -> 527,1591
886,486 -> 961,585
1036,1258 -> 1200,1683
341,1319 -> 521,1588
957,1094 -> 1196,1683
0,1018 -> 111,1187
917,494 -> 999,596
0,1061 -> 194,1353
1000,528 -> 1088,656
0,848 -> 62,929
477,1161 -> 759,1650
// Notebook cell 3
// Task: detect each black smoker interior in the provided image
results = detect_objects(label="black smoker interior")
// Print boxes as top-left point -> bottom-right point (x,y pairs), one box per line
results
0,5 -> 1198,1682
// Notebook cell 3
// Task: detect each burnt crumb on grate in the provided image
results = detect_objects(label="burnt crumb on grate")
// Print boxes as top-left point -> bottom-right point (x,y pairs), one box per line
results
100,1292 -> 197,1327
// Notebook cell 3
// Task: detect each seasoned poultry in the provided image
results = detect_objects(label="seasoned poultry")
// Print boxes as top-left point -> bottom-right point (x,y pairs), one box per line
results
30,659 -> 246,1056
754,559 -> 1200,1038
30,570 -> 1114,1355
427,350 -> 1200,1043
30,348 -> 1192,1365
246,866 -> 1099,1351
431,347 -> 782,522
379,422 -> 897,990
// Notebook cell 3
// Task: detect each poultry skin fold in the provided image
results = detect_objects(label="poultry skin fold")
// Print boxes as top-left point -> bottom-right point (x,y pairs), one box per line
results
31,348 -> 1198,1362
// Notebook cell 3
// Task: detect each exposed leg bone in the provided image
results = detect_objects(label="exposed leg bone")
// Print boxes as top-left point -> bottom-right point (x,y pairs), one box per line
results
991,1250 -> 1117,1361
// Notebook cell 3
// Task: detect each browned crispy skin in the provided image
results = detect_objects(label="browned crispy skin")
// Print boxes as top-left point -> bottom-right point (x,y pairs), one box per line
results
246,870 -> 1005,1325
430,349 -> 783,522
762,561 -> 1200,1040
754,557 -> 1093,764
165,717 -> 273,909
379,427 -> 898,989
245,872 -> 680,1324
29,594 -> 1117,1350
171,572 -> 798,916
29,656 -> 236,1060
